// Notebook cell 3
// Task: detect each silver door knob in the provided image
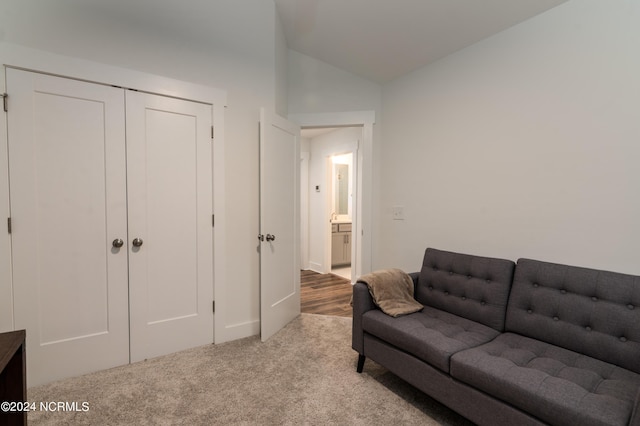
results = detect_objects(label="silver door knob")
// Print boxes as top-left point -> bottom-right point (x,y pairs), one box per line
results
112,238 -> 124,248
132,238 -> 144,247
266,234 -> 275,242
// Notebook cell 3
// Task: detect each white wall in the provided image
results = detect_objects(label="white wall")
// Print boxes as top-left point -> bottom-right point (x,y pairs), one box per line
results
305,128 -> 361,273
380,0 -> 640,275
275,9 -> 288,117
0,0 -> 283,341
300,138 -> 311,270
287,50 -> 382,115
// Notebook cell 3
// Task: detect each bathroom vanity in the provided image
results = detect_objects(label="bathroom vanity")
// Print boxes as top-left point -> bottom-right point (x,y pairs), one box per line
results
331,222 -> 351,267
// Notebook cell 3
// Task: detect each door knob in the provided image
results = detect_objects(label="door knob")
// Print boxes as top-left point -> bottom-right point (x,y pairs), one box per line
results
112,238 -> 124,248
132,238 -> 144,247
266,234 -> 276,242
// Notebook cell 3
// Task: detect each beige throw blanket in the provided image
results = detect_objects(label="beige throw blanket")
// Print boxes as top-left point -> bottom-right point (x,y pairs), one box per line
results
358,268 -> 423,317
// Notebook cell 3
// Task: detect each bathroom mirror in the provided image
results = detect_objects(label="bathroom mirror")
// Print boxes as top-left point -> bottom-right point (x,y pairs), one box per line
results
335,164 -> 349,215
332,153 -> 352,221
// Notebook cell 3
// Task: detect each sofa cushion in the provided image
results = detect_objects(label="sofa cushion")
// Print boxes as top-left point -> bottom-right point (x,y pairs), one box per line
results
416,248 -> 515,331
362,307 -> 500,373
450,333 -> 640,426
506,258 -> 640,374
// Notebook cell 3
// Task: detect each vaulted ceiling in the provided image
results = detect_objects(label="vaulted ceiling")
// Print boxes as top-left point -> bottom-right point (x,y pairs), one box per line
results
0,0 -> 569,84
275,0 -> 569,82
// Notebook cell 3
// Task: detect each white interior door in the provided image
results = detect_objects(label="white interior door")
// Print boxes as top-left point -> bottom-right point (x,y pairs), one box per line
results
126,91 -> 214,362
7,69 -> 130,386
259,108 -> 300,342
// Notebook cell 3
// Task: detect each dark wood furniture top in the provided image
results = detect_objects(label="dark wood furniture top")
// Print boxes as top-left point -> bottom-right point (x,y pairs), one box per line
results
0,329 -> 27,426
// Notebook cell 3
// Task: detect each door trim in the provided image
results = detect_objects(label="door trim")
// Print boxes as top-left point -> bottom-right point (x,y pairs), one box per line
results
0,65 -> 12,332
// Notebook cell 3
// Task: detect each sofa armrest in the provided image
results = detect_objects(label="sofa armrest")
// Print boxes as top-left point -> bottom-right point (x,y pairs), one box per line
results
352,272 -> 420,354
408,272 -> 420,293
629,388 -> 640,426
351,282 -> 376,354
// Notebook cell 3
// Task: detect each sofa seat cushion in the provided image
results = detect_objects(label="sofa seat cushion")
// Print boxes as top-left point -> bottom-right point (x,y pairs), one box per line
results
450,333 -> 640,426
362,307 -> 500,373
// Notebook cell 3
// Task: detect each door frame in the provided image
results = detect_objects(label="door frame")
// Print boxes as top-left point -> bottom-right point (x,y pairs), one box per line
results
290,111 -> 375,281
0,66 -> 12,332
0,44 -> 227,342
300,152 -> 310,270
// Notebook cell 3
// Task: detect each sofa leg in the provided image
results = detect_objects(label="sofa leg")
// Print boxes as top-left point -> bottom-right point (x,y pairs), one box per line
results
357,354 -> 366,373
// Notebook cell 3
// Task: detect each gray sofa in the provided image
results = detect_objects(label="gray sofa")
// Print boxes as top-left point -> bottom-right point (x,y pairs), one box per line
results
352,248 -> 640,426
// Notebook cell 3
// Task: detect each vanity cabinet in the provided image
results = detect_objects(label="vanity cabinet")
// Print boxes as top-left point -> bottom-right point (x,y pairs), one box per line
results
331,223 -> 352,267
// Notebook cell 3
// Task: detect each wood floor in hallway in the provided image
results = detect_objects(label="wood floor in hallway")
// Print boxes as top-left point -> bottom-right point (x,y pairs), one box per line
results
301,270 -> 353,317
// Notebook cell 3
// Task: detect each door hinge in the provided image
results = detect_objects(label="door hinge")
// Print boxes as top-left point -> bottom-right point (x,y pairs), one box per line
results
212,214 -> 215,227
211,126 -> 214,140
2,93 -> 7,112
212,300 -> 215,313
7,218 -> 11,234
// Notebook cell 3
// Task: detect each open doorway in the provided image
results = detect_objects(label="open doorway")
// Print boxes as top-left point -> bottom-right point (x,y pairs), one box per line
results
299,127 -> 359,317
300,126 -> 360,281
293,110 -> 375,317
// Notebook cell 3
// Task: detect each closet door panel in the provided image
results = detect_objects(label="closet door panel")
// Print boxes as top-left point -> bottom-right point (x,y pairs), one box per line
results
7,69 -> 129,386
145,108 -> 198,320
126,91 -> 213,362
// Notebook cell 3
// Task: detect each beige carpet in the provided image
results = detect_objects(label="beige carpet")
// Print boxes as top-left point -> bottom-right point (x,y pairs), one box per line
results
27,314 -> 472,425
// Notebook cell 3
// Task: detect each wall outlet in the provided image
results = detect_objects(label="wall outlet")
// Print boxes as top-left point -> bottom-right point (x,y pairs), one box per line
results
392,206 -> 405,220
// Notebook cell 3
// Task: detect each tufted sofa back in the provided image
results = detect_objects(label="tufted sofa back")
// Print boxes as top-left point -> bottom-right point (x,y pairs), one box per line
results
506,258 -> 640,374
417,248 -> 516,332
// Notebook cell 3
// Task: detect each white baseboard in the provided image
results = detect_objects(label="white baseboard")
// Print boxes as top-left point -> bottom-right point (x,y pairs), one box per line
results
308,262 -> 324,274
216,319 -> 260,344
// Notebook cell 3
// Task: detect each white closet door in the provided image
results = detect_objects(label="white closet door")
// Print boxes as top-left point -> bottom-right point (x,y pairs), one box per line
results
126,91 -> 213,362
7,69 -> 130,386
